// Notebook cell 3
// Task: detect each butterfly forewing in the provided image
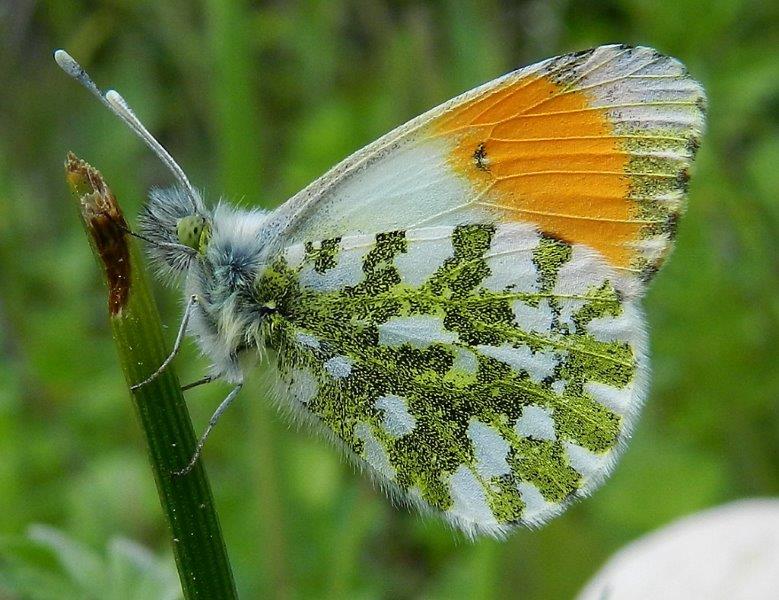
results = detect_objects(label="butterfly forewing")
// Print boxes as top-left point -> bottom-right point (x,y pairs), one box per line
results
276,45 -> 705,282
256,224 -> 646,536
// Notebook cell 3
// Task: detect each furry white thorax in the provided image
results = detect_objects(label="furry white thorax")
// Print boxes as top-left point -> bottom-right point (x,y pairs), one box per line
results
191,203 -> 279,383
140,188 -> 278,383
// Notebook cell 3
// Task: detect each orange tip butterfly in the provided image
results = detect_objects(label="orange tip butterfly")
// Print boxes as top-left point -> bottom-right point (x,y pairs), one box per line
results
56,45 -> 705,538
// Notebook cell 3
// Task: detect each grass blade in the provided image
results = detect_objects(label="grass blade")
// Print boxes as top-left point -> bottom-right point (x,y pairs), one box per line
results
65,152 -> 238,600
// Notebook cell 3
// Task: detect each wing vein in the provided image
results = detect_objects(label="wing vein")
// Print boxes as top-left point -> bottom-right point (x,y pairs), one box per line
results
476,203 -> 663,224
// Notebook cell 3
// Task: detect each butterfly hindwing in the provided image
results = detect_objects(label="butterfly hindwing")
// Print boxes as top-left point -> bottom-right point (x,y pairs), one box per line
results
256,225 -> 646,536
248,44 -> 704,536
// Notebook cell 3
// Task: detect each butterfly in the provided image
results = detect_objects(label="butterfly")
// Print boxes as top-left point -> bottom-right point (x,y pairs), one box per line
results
56,44 -> 705,538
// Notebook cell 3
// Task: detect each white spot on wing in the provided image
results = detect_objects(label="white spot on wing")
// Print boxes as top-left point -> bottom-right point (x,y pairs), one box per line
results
295,332 -> 321,349
515,405 -> 557,441
577,47 -> 673,91
564,441 -> 609,480
449,465 -> 497,527
299,235 -> 372,292
289,368 -> 318,404
517,481 -> 557,522
587,77 -> 702,106
467,420 -> 511,478
375,394 -> 416,436
585,381 -> 631,415
395,227 -> 454,286
512,298 -> 554,333
284,244 -> 305,268
553,245 -> 636,327
482,223 -> 540,292
476,343 -> 558,383
324,355 -> 352,379
452,347 -> 479,373
608,106 -> 702,130
553,245 -> 610,296
631,233 -> 671,263
551,380 -> 567,395
586,312 -> 635,343
378,315 -> 458,348
354,422 -> 396,480
586,301 -> 643,361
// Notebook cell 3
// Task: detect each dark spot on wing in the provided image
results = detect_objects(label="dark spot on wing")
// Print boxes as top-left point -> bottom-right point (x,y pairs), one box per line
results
676,168 -> 690,193
662,211 -> 681,238
686,136 -> 701,157
473,142 -> 490,171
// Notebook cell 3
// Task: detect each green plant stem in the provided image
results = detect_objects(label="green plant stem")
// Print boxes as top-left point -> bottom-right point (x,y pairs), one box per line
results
65,153 -> 238,600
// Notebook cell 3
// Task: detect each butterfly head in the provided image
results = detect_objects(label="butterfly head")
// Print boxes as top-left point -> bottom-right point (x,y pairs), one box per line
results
137,186 -> 212,276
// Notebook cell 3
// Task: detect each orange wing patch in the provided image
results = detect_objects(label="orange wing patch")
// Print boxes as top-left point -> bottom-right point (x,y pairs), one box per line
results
431,72 -> 674,271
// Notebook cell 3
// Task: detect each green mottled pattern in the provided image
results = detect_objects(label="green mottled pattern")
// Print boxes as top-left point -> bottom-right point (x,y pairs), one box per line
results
304,237 -> 341,273
255,224 -> 638,527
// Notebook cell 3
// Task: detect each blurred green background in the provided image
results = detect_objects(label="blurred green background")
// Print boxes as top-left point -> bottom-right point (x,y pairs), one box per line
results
1,1 -> 778,598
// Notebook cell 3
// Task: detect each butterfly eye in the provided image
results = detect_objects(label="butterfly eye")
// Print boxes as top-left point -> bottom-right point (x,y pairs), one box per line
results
176,215 -> 210,253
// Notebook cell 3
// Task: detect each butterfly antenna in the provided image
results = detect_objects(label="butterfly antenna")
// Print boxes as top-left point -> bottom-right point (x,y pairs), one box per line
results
54,49 -> 201,214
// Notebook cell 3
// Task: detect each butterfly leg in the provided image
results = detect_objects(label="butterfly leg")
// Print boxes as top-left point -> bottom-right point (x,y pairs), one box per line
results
173,381 -> 243,476
131,294 -> 198,390
181,374 -> 217,391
